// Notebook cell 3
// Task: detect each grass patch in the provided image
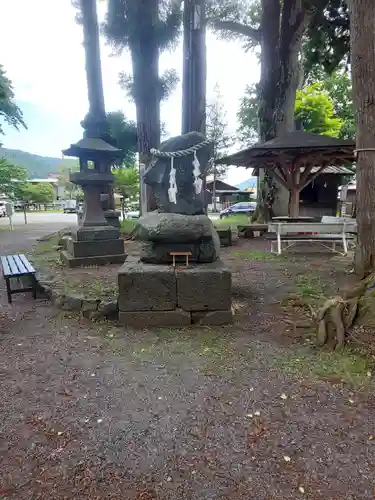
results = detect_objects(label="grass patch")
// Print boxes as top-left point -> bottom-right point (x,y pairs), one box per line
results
214,214 -> 250,230
29,234 -> 61,267
120,219 -> 136,235
64,278 -> 117,300
295,273 -> 325,300
232,250 -> 277,261
129,327 -> 253,374
275,346 -> 373,387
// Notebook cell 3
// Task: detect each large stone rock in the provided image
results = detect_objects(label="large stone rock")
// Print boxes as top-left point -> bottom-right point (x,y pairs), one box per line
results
176,261 -> 231,312
140,238 -> 220,264
135,213 -> 216,243
118,262 -> 177,311
143,131 -> 213,215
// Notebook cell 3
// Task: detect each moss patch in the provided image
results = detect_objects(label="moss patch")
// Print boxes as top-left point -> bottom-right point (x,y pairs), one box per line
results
275,346 -> 372,387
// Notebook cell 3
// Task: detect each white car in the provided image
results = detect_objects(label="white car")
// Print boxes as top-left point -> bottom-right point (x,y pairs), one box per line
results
0,202 -> 7,217
124,210 -> 140,220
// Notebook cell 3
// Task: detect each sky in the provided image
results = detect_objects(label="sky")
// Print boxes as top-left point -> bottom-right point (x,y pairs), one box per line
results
0,0 -> 260,186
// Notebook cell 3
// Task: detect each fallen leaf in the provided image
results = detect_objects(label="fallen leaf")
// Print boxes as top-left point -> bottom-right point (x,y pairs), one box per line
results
298,486 -> 305,493
368,435 -> 374,441
283,456 -> 291,462
254,411 -> 260,416
280,393 -> 288,400
349,399 -> 354,404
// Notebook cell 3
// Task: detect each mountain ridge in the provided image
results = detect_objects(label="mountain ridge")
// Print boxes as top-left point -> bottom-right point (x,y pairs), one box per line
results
0,147 -> 78,178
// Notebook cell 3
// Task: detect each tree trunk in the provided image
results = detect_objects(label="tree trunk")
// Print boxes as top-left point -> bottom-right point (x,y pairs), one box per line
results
349,0 -> 375,277
255,0 -> 311,222
289,188 -> 300,217
182,0 -> 207,135
131,0 -> 160,215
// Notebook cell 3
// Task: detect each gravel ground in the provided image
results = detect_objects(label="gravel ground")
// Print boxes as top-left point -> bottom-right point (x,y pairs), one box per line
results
0,233 -> 374,499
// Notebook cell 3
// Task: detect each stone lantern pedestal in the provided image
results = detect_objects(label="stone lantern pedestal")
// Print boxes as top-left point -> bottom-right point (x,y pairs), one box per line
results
60,138 -> 127,268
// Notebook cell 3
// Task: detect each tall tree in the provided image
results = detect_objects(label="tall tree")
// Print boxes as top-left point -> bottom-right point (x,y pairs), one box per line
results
349,0 -> 375,277
0,65 -> 27,141
104,0 -> 182,213
209,0 -> 351,220
206,83 -> 233,211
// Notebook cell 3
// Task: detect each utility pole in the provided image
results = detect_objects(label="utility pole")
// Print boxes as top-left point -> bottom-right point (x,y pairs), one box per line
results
181,0 -> 207,135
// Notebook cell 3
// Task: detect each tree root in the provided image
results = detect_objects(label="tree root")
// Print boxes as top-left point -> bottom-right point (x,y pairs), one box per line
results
315,296 -> 359,350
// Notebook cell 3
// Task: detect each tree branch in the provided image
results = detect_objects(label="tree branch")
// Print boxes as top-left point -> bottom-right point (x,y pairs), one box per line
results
212,21 -> 261,43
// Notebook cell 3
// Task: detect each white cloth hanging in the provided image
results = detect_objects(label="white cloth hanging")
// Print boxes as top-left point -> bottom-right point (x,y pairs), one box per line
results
168,157 -> 178,204
193,152 -> 202,194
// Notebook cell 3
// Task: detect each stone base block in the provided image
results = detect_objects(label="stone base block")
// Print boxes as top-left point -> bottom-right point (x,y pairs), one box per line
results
66,236 -> 125,258
118,262 -> 176,311
72,225 -> 121,242
119,309 -> 191,328
192,310 -> 233,325
117,260 -> 232,327
176,261 -> 231,311
60,250 -> 127,268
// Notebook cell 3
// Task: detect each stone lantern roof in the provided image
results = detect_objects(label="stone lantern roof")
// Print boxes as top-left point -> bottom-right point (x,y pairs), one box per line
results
62,137 -> 122,159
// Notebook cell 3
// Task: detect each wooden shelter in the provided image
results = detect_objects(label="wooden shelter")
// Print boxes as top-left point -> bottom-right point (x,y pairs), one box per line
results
216,131 -> 355,217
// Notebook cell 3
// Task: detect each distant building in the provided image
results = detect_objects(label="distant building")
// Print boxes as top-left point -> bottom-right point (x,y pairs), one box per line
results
206,180 -> 253,212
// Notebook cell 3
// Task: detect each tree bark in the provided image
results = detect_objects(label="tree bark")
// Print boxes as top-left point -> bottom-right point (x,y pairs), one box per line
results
131,0 -> 160,214
182,0 -> 207,135
289,188 -> 300,217
349,0 -> 375,277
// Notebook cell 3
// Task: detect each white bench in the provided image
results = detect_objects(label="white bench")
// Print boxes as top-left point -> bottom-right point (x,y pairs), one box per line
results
267,221 -> 357,255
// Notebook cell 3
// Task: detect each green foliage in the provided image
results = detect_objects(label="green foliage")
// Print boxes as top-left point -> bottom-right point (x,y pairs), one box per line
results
295,83 -> 343,137
0,157 -> 28,198
57,162 -> 80,200
238,74 -> 352,141
104,0 -> 181,96
0,65 -> 26,140
315,71 -> 355,140
304,0 -> 349,75
118,69 -> 179,104
206,84 -> 233,177
113,166 -> 139,201
20,182 -> 55,204
237,83 -> 259,144
106,111 -> 138,165
104,0 -> 182,52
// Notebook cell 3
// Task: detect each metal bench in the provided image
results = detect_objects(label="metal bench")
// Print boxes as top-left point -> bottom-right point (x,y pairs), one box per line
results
266,221 -> 357,255
1,254 -> 37,303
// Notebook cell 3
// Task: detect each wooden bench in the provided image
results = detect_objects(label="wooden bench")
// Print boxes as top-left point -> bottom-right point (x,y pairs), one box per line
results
266,221 -> 357,255
237,224 -> 268,239
169,251 -> 192,267
1,254 -> 37,303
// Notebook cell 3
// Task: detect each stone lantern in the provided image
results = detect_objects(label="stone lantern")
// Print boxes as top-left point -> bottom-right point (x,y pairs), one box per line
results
60,136 -> 127,267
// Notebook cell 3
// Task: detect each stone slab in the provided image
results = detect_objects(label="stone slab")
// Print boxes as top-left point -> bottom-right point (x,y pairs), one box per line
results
66,237 -> 125,258
119,309 -> 191,328
60,250 -> 127,268
118,262 -> 177,311
176,260 -> 231,312
140,236 -> 220,264
191,309 -> 233,325
72,225 -> 121,242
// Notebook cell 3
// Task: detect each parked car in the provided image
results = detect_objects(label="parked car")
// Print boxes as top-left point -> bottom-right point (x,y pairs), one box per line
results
0,201 -> 6,217
219,201 -> 257,219
124,209 -> 140,220
63,200 -> 77,213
